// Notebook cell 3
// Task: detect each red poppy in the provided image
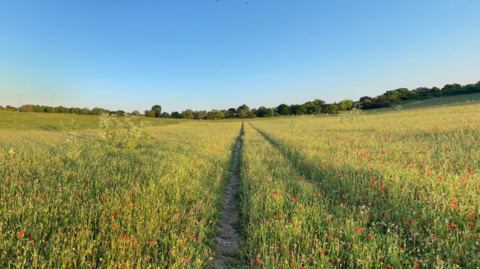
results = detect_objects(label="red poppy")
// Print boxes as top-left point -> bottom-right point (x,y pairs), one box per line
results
414,262 -> 420,267
254,260 -> 261,265
19,232 -> 24,236
468,222 -> 474,226
448,223 -> 456,228
354,228 -> 363,232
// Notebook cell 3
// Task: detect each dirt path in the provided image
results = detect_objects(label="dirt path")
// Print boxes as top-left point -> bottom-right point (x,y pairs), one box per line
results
211,125 -> 243,269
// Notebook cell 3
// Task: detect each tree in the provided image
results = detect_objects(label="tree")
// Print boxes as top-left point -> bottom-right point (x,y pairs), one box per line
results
215,110 -> 225,119
290,105 -> 306,115
181,109 -> 194,119
151,105 -> 162,117
194,110 -> 207,119
171,111 -> 182,118
116,110 -> 126,117
92,107 -> 107,115
306,105 -> 321,115
442,84 -> 462,95
359,96 -> 372,102
228,108 -> 237,115
313,99 -> 325,106
237,109 -> 247,118
256,106 -> 267,117
226,111 -> 235,118
237,104 -> 250,114
247,112 -> 256,118
321,104 -> 338,113
81,108 -> 91,115
361,99 -> 373,109
264,108 -> 274,117
338,100 -> 353,111
19,105 -> 34,112
277,104 -> 290,116
161,112 -> 170,118
145,110 -> 156,117
132,110 -> 140,116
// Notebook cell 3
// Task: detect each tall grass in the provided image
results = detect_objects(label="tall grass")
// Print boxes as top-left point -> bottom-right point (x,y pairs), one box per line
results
0,121 -> 241,268
238,103 -> 479,268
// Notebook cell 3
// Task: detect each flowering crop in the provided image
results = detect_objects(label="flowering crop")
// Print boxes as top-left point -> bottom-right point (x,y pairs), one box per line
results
0,121 -> 241,268
238,104 -> 480,268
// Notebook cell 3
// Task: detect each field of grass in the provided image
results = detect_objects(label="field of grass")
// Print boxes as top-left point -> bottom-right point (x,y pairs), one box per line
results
1,102 -> 479,268
0,111 -> 186,131
0,120 -> 241,268
238,103 -> 479,268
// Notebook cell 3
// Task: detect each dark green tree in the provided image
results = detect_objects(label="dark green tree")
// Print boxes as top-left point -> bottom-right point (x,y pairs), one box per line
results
237,104 -> 250,114
321,104 -> 338,113
256,106 -> 267,117
290,105 -> 306,115
151,105 -> 162,117
277,104 -> 290,116
161,112 -> 170,118
171,111 -> 182,118
226,111 -> 235,119
306,105 -> 321,114
313,99 -> 325,106
237,109 -> 247,118
264,108 -> 274,117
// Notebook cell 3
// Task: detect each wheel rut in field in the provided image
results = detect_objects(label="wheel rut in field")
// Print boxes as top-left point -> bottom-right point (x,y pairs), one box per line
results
211,123 -> 244,269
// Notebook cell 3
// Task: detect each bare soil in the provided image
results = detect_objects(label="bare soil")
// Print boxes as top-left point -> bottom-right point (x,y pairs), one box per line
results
210,127 -> 243,269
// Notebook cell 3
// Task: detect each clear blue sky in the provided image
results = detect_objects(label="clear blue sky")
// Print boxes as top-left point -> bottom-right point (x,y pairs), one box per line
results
1,0 -> 479,113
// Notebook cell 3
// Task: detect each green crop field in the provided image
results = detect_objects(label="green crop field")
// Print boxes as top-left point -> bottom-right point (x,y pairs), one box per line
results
0,111 -> 187,131
1,103 -> 479,268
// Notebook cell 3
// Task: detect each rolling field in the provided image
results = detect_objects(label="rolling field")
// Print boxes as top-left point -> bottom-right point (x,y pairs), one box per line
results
0,120 -> 241,268
1,103 -> 479,268
239,103 -> 479,268
0,111 -> 185,131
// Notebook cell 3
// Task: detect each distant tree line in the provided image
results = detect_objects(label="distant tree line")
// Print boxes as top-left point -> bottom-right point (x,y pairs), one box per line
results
2,80 -> 479,117
359,81 -> 480,110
